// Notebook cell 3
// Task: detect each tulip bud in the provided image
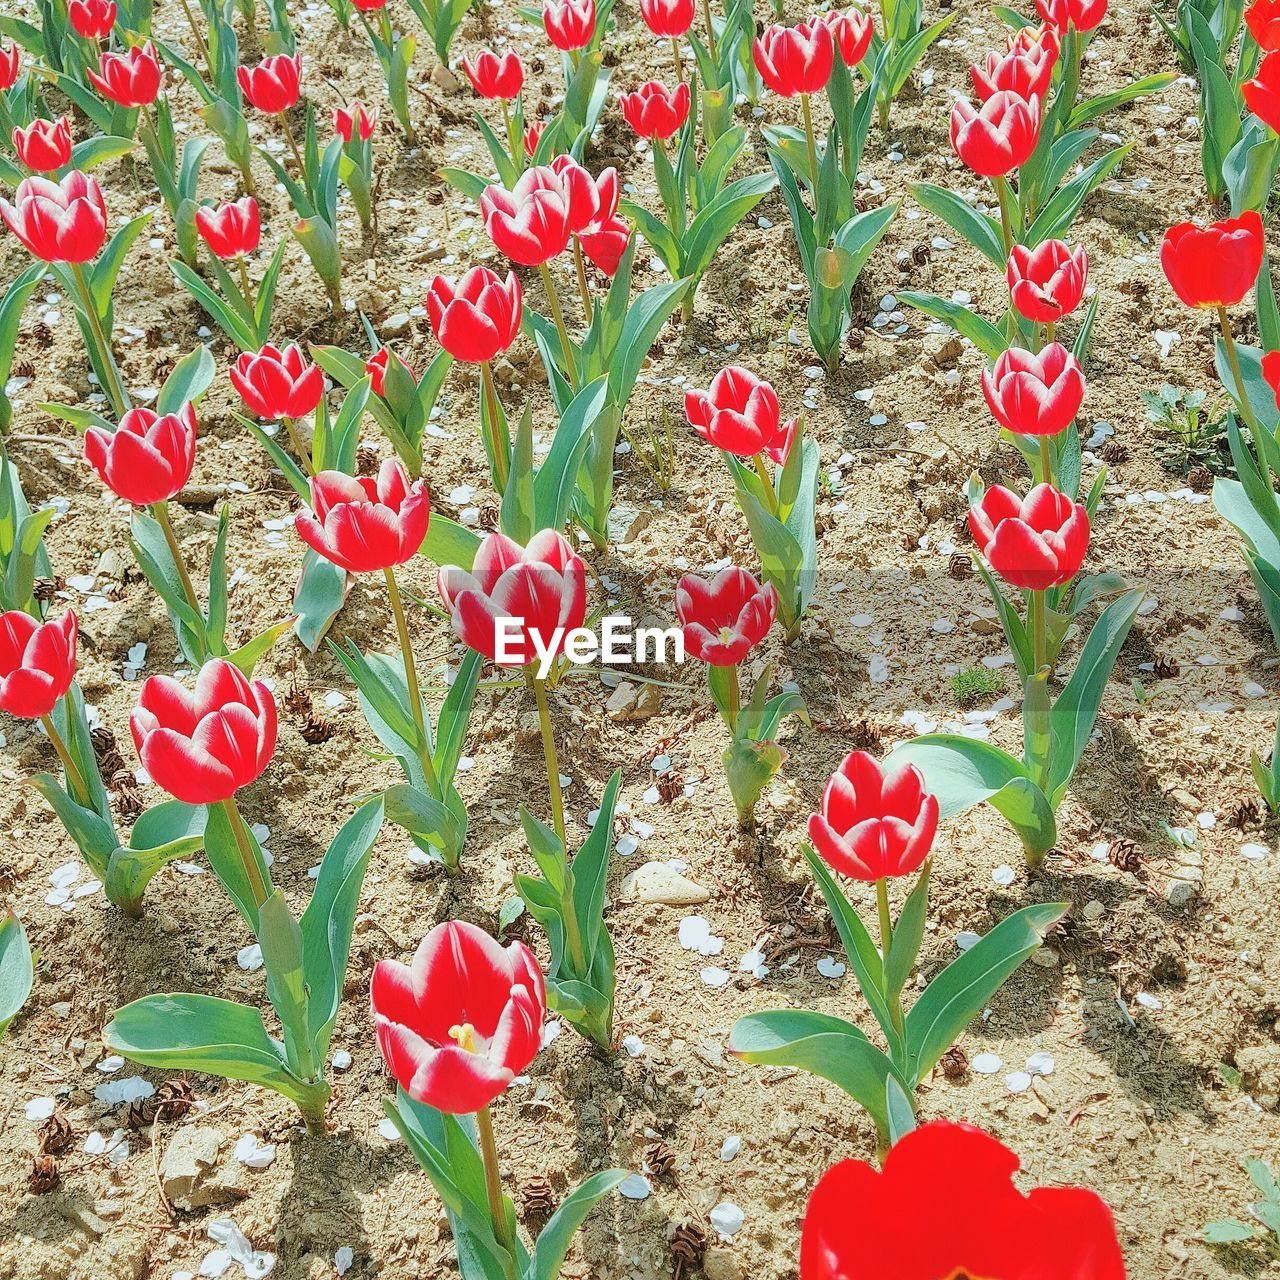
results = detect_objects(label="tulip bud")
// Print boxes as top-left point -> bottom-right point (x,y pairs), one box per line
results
426,267 -> 523,363
816,8 -> 874,66
1035,0 -> 1107,33
0,170 -> 107,264
618,79 -> 691,139
675,567 -> 778,666
524,119 -> 547,154
0,43 -> 21,91
68,0 -> 116,39
237,52 -> 302,115
87,41 -> 162,109
365,345 -> 413,397
971,31 -> 1058,102
230,343 -> 325,420
753,20 -> 836,97
543,0 -> 595,50
84,403 -> 198,506
981,343 -> 1086,437
461,49 -> 525,100
639,0 -> 695,38
1160,212 -> 1265,310
333,100 -> 378,143
196,196 -> 261,260
969,482 -> 1090,591
1006,240 -> 1087,323
949,90 -> 1041,177
685,366 -> 797,462
0,610 -> 78,720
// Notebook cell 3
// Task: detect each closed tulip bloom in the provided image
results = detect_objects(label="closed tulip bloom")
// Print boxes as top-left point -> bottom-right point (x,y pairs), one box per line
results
130,660 -> 277,804
543,0 -> 595,49
799,1122 -> 1125,1280
0,43 -> 19,91
427,267 -> 523,363
87,41 -> 161,109
579,214 -> 630,275
1160,211 -> 1265,309
753,20 -> 835,96
481,166 -> 572,266
0,610 -> 77,720
1262,350 -> 1280,408
352,0 -> 386,9
462,49 -> 525,99
230,343 -> 325,420
371,920 -> 546,1115
685,366 -> 797,463
969,482 -> 1089,591
524,119 -> 547,154
438,530 -> 588,667
1035,0 -> 1107,32
808,750 -> 938,882
676,567 -> 778,666
971,31 -> 1058,102
1006,240 -> 1087,323
618,79 -> 691,139
0,170 -> 107,264
640,0 -> 695,37
69,0 -> 116,38
295,461 -> 430,574
550,154 -> 618,234
365,346 -> 413,398
195,196 -> 260,260
13,117 -> 72,172
237,52 -> 302,114
950,90 -> 1041,176
817,8 -> 874,66
1248,0 -> 1280,51
333,100 -> 378,142
982,342 -> 1085,436
1244,50 -> 1280,134
84,404 -> 197,506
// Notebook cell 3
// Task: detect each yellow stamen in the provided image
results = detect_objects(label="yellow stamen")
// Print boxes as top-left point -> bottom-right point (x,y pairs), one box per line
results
448,1022 -> 477,1053
717,626 -> 734,645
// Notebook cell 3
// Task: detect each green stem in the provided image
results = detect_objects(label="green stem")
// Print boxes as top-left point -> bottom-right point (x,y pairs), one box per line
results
384,566 -> 440,798
724,662 -> 741,733
701,0 -> 718,62
40,711 -> 89,804
752,452 -> 779,515
993,175 -> 1015,259
875,878 -> 906,1040
178,0 -> 212,72
1038,435 -> 1053,488
475,1107 -> 519,1280
799,92 -> 819,189
538,261 -> 578,389
671,34 -> 684,82
1044,320 -> 1055,347
480,360 -> 510,493
236,254 -> 257,317
571,238 -> 593,320
1031,588 -> 1047,674
69,261 -> 128,419
281,415 -> 314,475
1218,304 -> 1262,437
501,97 -> 522,166
151,499 -> 203,627
220,793 -> 271,912
278,111 -> 307,183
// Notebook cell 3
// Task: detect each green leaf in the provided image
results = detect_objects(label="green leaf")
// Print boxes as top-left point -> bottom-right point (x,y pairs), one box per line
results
419,513 -> 482,570
0,262 -> 45,432
383,783 -> 463,865
171,259 -> 258,351
0,912 -> 34,1037
530,1169 -> 628,1280
1025,144 -> 1132,247
1067,73 -> 1176,129
571,771 -> 621,960
885,861 -> 930,1000
158,344 -> 216,415
293,548 -> 350,652
1203,1219 -> 1259,1244
884,1074 -> 917,1146
898,291 -> 1007,360
91,212 -> 154,316
911,181 -> 1005,268
202,800 -> 273,932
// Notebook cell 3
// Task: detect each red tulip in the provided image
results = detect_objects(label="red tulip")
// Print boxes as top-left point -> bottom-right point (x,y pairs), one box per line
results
618,79 -> 691,139
480,166 -> 572,266
1160,211 -> 1265,309
0,610 -> 77,720
352,0 -> 386,9
0,43 -> 21,91
366,346 -> 413,398
800,1121 -> 1125,1280
462,49 -> 525,100
371,920 -> 546,1115
969,482 -> 1090,591
1035,0 -> 1107,33
579,214 -> 630,275
1248,0 -> 1280,52
426,266 -> 523,363
130,660 -> 277,804
524,119 -> 547,154
237,53 -> 302,115
13,117 -> 72,172
84,404 -> 197,506
438,530 -> 588,667
68,0 -> 116,39
676,567 -> 778,666
753,20 -> 835,97
333,100 -> 378,142
230,343 -> 325,420
817,8 -> 874,66
87,41 -> 161,109
639,0 -> 695,38
1244,49 -> 1280,134
0,171 -> 107,264
195,196 -> 260,260
685,366 -> 797,463
981,342 -> 1085,437
950,90 -> 1041,176
971,30 -> 1058,102
1262,349 -> 1280,408
550,154 -> 618,234
543,0 -> 595,49
295,461 -> 429,574
1006,239 -> 1087,323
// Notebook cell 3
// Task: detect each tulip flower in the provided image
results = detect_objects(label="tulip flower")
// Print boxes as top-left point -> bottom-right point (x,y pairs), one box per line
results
524,119 -> 547,155
84,404 -> 198,508
13,117 -> 72,173
1006,239 -> 1087,328
971,31 -> 1058,102
87,41 -> 161,109
543,0 -> 595,50
754,20 -> 835,175
462,49 -> 524,100
969,482 -> 1089,594
1244,49 -> 1280,135
365,345 -> 413,398
676,566 -> 777,666
578,213 -> 630,275
238,53 -> 305,173
1262,349 -> 1280,410
981,343 -> 1086,483
1248,0 -> 1280,51
800,1121 -> 1125,1280
332,100 -> 378,142
69,0 -> 116,39
373,920 -> 545,1262
230,342 -> 325,473
950,90 -> 1041,179
550,155 -> 619,306
639,0 -> 695,80
618,78 -> 691,140
685,366 -> 797,479
196,196 -> 260,263
0,609 -> 78,721
817,8 -> 874,67
1035,0 -> 1107,33
353,0 -> 386,8
0,43 -> 20,91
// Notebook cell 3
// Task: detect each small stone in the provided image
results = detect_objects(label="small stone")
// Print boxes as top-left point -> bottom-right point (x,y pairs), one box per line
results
619,862 -> 710,905
380,312 -> 412,338
703,1247 -> 744,1280
160,1127 -> 245,1210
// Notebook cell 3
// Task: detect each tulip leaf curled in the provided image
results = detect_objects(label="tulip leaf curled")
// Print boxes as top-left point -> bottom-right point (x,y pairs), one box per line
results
528,1169 -> 630,1280
0,912 -> 33,1039
897,290 -> 1008,361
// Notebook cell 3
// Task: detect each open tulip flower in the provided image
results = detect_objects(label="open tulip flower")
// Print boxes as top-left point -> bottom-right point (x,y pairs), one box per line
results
950,90 -> 1041,178
463,49 -> 527,161
231,342 -> 325,473
1245,49 -> 1280,134
685,366 -> 796,466
676,566 -> 777,667
0,609 -> 77,723
981,342 -> 1086,483
970,481 -> 1089,595
819,8 -> 874,67
196,195 -> 260,268
13,116 -> 72,172
543,0 -> 595,51
69,0 -> 115,39
85,404 -> 197,508
754,20 -> 835,176
800,1122 -> 1125,1280
1006,239 -> 1087,328
639,0 -> 695,81
550,154 -> 620,308
237,53 -> 308,177
971,29 -> 1059,103
87,41 -> 161,110
618,78 -> 691,140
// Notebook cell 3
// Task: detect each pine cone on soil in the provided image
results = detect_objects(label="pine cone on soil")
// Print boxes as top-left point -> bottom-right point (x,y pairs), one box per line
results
1107,838 -> 1144,873
1152,657 -> 1180,679
28,1156 -> 60,1194
940,1045 -> 969,1079
948,552 -> 973,579
126,1078 -> 196,1128
643,1140 -> 677,1180
300,713 -> 334,744
38,1111 -> 74,1155
656,771 -> 686,804
1228,799 -> 1262,831
520,1176 -> 557,1219
669,1221 -> 707,1271
850,719 -> 883,754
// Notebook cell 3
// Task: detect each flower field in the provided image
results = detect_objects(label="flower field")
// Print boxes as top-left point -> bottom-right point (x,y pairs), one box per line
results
2,0 -> 1280,1276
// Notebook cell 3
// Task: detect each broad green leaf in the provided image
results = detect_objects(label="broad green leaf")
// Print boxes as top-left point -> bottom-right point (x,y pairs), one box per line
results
530,1169 -> 628,1280
0,912 -> 34,1037
911,181 -> 1005,268
898,290 -> 1007,359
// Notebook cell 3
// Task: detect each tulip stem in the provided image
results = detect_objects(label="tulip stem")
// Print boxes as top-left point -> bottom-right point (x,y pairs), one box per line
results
280,415 -> 315,476
723,662 -> 741,734
220,794 -> 272,912
500,98 -> 523,167
1044,320 -> 1055,348
1038,435 -> 1053,487
875,878 -> 906,1040
751,453 -> 779,516
799,93 -> 819,189
40,711 -> 89,806
701,0 -> 718,62
571,238 -> 593,321
1217,305 -> 1262,437
530,674 -> 568,848
152,500 -> 204,627
670,36 -> 684,83
384,567 -> 441,798
993,176 -> 1015,258
236,254 -> 256,316
538,262 -> 578,390
1030,588 -> 1047,674
278,112 -> 307,183
475,1106 -> 518,1279
177,0 -> 212,73
69,261 -> 129,420
480,361 -> 510,493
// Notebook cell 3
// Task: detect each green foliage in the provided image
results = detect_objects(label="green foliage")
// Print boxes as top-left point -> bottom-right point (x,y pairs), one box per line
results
1204,1159 -> 1280,1249
1141,383 -> 1229,476
0,912 -> 34,1039
949,665 -> 1005,706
